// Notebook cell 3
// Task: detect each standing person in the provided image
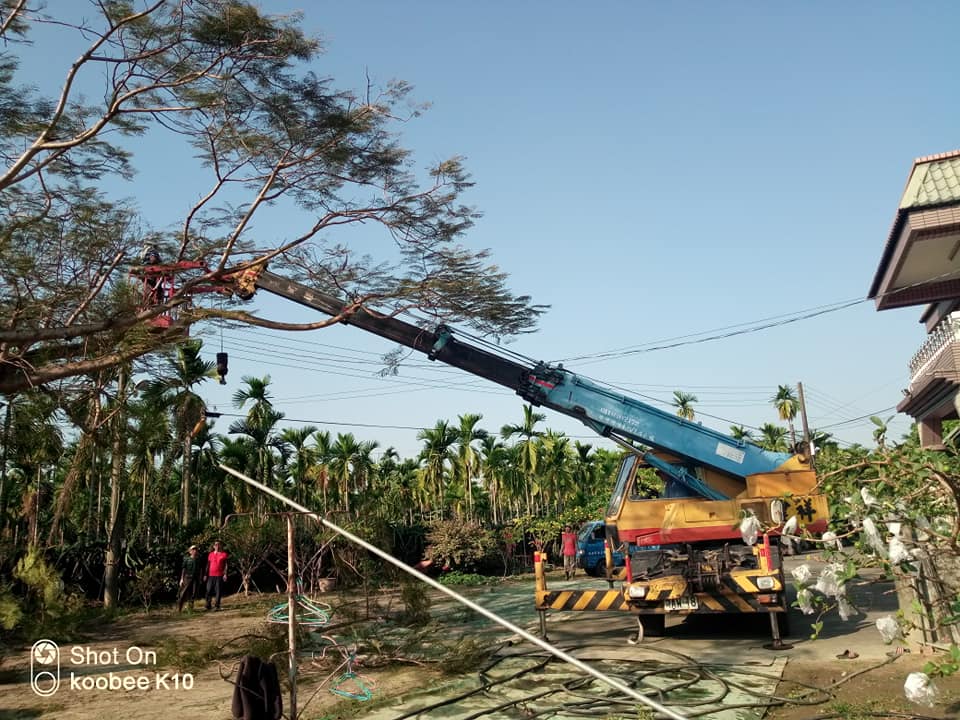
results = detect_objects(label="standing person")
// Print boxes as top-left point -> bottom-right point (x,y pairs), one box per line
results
561,525 -> 578,581
177,545 -> 201,612
204,540 -> 229,611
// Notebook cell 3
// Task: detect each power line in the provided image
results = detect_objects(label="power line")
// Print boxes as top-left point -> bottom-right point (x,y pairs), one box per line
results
559,298 -> 865,364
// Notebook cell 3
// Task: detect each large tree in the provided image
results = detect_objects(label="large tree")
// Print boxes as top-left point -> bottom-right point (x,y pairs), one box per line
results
0,0 -> 545,395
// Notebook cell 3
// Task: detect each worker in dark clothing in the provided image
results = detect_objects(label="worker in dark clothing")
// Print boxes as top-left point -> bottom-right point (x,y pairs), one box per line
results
141,244 -> 165,304
177,545 -> 202,612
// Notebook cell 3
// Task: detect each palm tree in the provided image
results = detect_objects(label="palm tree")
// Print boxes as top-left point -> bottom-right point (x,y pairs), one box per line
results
281,425 -> 318,504
191,421 -> 221,522
758,423 -> 789,452
729,425 -> 755,442
672,390 -> 698,420
329,432 -> 361,513
232,375 -> 274,424
417,421 -> 457,515
352,439 -> 380,494
141,340 -> 216,526
538,431 -> 573,515
127,398 -> 173,545
810,429 -> 839,454
218,436 -> 257,514
771,384 -> 799,446
454,413 -> 487,520
228,407 -> 286,515
308,430 -> 333,511
479,435 -> 508,524
501,405 -> 545,515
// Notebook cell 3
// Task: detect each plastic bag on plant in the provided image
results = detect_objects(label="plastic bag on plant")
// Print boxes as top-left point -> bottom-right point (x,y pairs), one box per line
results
862,517 -> 887,557
837,590 -> 855,621
791,563 -> 813,587
903,672 -> 938,706
797,587 -> 815,615
889,535 -> 911,564
782,515 -> 798,536
860,486 -> 879,507
815,563 -> 843,597
821,530 -> 842,551
781,534 -> 794,554
739,511 -> 761,546
876,615 -> 899,644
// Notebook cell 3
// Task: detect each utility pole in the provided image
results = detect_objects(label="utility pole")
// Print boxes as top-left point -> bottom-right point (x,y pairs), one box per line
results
797,381 -> 814,467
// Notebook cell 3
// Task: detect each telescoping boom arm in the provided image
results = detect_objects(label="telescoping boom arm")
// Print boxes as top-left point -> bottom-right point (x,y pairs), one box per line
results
253,271 -> 798,497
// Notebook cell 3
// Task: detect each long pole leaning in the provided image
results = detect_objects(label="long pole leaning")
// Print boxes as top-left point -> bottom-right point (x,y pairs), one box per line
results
219,463 -> 688,720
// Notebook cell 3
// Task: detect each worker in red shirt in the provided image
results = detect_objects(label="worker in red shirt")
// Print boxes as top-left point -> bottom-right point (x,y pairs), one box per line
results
561,525 -> 578,581
204,540 -> 229,611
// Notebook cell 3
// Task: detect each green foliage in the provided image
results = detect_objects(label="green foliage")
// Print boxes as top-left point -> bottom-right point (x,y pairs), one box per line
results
437,636 -> 492,676
438,571 -> 488,586
134,564 -> 166,610
923,644 -> 960,678
805,422 -> 960,653
399,579 -> 431,624
425,518 -> 498,572
0,587 -> 23,630
14,548 -> 64,620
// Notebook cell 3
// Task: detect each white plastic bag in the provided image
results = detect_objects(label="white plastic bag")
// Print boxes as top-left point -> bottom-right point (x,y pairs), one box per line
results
903,672 -> 938,706
821,530 -> 842,551
862,517 -> 887,557
791,563 -> 813,587
797,587 -> 815,615
876,615 -> 899,644
889,535 -> 911,564
740,511 -> 761,546
782,515 -> 798,536
837,591 -> 855,621
815,563 -> 843,598
860,486 -> 879,507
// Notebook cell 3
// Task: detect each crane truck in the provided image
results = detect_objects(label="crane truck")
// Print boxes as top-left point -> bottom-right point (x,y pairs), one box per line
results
142,263 -> 828,645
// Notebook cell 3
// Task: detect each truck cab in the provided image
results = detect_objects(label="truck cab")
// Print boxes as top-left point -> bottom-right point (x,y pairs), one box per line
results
577,521 -> 624,576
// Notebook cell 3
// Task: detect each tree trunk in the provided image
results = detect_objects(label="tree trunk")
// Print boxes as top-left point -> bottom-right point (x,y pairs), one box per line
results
0,398 -> 12,532
181,431 -> 192,526
104,370 -> 127,609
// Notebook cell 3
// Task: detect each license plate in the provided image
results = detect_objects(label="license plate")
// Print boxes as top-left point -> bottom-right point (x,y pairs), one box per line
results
664,596 -> 699,611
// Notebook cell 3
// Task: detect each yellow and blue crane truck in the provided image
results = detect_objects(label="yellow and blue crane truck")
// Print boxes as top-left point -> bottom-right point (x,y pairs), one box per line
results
225,268 -> 829,647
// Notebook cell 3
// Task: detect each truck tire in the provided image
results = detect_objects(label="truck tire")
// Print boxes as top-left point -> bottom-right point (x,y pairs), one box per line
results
594,559 -> 608,577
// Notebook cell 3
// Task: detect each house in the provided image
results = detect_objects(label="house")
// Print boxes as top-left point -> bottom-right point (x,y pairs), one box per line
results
869,150 -> 960,449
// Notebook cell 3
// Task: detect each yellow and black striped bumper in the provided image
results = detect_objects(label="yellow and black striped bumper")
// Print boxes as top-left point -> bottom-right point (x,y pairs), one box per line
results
536,578 -> 783,615
535,589 -> 632,612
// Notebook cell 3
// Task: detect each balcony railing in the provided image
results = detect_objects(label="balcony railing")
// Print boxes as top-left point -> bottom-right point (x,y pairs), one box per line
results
909,312 -> 960,379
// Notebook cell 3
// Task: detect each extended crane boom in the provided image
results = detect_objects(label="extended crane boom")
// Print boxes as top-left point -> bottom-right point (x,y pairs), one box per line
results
241,269 -> 829,644
256,271 -> 801,491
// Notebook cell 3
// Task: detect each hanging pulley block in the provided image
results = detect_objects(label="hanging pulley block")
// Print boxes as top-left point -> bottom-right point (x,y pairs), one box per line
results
216,352 -> 229,385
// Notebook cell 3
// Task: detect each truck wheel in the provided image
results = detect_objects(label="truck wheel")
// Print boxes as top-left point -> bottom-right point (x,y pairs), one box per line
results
594,559 -> 608,577
627,615 -> 665,644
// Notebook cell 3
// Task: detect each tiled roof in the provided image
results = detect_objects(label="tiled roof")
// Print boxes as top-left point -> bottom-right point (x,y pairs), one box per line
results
900,151 -> 960,209
869,150 -> 960,299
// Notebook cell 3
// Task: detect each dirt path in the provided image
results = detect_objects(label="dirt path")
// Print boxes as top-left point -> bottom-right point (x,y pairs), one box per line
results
0,595 -> 440,720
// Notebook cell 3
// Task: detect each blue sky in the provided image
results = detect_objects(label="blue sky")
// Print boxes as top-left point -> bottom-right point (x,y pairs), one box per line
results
29,2 -> 960,457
